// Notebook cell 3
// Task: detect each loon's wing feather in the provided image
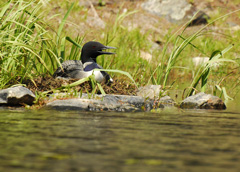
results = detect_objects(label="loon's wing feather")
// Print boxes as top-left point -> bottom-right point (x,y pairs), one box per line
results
53,60 -> 83,78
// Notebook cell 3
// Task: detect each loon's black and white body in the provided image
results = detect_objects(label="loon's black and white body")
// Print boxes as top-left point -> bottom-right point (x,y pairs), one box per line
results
53,41 -> 116,83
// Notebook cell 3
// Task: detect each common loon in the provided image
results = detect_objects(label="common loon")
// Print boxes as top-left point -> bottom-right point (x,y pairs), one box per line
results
53,41 -> 116,83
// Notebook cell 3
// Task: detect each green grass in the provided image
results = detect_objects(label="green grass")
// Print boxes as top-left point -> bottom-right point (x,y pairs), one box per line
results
0,0 -> 239,101
0,0 -> 49,87
0,0 -> 82,88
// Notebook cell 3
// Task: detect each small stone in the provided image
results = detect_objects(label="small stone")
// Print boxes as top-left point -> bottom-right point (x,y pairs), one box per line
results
192,57 -> 209,66
180,92 -> 226,109
78,0 -> 98,7
137,85 -> 164,99
192,56 -> 221,68
140,50 -> 152,62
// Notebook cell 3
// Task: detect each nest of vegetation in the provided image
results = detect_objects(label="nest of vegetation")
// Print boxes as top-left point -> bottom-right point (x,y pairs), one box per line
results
23,75 -> 137,96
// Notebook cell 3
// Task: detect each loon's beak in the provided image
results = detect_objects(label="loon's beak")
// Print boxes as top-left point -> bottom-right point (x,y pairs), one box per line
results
98,46 -> 116,55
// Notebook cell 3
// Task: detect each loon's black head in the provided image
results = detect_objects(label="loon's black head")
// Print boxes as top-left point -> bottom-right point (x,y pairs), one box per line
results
81,41 -> 116,63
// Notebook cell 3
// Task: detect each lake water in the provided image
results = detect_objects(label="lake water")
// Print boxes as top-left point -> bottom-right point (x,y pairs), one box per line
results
0,101 -> 240,172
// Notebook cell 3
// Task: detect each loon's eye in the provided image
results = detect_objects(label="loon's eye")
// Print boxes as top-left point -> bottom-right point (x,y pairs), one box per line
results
92,46 -> 96,48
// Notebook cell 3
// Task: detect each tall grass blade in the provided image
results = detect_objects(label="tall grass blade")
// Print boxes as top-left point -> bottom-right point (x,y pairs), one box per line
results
201,50 -> 221,92
93,68 -> 138,87
60,37 -> 66,61
66,36 -> 82,49
56,3 -> 74,44
97,83 -> 106,96
0,1 -> 11,18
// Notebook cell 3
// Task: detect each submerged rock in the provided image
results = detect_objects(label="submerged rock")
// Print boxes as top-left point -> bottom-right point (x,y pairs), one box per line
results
46,93 -> 176,112
180,92 -> 226,109
0,86 -> 35,106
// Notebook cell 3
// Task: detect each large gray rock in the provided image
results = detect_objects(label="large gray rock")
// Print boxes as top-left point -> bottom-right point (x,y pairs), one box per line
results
46,93 -> 176,112
0,86 -> 35,106
180,92 -> 226,109
142,0 -> 192,22
141,0 -> 209,24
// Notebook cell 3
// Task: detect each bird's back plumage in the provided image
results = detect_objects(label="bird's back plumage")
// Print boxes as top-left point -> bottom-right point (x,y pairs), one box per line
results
53,60 -> 83,78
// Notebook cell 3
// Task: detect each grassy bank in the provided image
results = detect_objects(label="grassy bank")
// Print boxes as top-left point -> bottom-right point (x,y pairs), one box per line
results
0,0 -> 239,101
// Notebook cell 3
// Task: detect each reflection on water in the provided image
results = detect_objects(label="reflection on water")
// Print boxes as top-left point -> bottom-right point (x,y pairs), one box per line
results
0,108 -> 240,172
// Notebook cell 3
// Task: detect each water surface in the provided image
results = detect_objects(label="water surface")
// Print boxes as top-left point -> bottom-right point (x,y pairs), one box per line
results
0,107 -> 240,172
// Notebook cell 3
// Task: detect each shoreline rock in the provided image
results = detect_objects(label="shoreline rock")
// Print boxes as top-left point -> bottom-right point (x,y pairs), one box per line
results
180,92 -> 226,110
0,86 -> 227,111
46,93 -> 175,112
0,86 -> 35,106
